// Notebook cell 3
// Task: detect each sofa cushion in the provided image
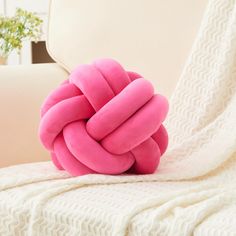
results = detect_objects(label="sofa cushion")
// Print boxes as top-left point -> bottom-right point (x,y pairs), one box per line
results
47,0 -> 207,97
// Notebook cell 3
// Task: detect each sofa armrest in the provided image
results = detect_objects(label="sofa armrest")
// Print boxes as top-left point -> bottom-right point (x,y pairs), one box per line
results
0,63 -> 69,168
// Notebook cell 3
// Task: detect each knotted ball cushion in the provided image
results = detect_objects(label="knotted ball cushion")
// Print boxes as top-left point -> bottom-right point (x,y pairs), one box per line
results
39,59 -> 169,176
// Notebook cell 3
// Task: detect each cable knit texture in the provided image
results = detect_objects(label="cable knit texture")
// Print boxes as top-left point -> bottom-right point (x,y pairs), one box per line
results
39,59 -> 169,176
1,0 -> 236,235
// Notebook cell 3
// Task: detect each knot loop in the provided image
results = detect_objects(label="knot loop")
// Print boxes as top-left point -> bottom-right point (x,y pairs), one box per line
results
39,59 -> 169,176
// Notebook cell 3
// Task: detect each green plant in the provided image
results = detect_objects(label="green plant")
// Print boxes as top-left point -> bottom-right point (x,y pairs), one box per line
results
0,8 -> 43,58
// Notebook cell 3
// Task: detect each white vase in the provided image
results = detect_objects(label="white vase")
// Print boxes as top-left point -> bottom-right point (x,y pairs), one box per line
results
0,56 -> 7,65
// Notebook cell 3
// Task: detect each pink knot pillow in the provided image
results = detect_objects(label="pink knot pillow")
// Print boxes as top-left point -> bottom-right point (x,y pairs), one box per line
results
39,59 -> 169,176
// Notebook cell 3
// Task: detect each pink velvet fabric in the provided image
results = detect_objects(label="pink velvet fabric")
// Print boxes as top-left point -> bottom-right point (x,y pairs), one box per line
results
39,59 -> 169,176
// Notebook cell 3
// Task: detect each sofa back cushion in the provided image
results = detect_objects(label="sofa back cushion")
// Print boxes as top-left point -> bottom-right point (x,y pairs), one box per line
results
47,0 -> 207,97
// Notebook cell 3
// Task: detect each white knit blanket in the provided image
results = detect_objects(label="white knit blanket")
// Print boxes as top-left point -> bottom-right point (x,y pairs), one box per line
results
1,0 -> 236,235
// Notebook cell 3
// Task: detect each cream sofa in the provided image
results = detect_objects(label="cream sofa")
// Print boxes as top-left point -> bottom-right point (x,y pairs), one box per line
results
2,1 -> 236,235
0,0 -> 207,167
